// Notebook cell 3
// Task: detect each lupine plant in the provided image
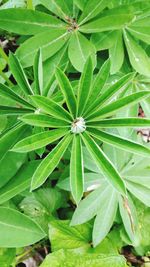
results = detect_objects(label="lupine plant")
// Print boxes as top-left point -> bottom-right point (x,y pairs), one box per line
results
2,53 -> 150,246
1,1 -> 150,266
9,57 -> 150,202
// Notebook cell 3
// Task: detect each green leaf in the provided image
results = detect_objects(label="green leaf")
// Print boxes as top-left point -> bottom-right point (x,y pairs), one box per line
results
0,116 -> 7,133
119,195 -> 139,245
0,161 -> 40,204
12,128 -> 68,153
87,91 -> 150,121
79,14 -> 134,33
85,72 -> 135,117
57,172 -> 105,192
128,26 -> 150,45
34,49 -> 43,95
34,187 -> 65,214
93,189 -> 118,246
68,31 -> 96,72
128,16 -> 150,44
71,182 -> 110,225
30,95 -> 72,122
0,106 -> 33,115
83,147 -> 101,173
40,249 -> 127,267
81,132 -> 126,195
126,181 -> 150,207
78,0 -> 107,25
16,29 -> 69,67
42,44 -> 68,96
91,31 -> 116,51
9,52 -> 33,95
0,123 -> 28,162
0,151 -> 26,188
135,201 -> 150,255
88,128 -> 150,158
77,57 -> 93,116
124,169 -> 150,189
87,117 -> 150,128
87,59 -> 110,107
109,30 -> 124,74
49,220 -> 91,251
0,8 -> 65,35
124,30 -> 150,76
55,68 -> 77,118
70,135 -> 84,204
0,207 -> 46,247
31,134 -> 72,190
20,114 -> 69,128
0,83 -> 34,109
40,0 -> 72,20
0,248 -> 15,267
74,0 -> 86,10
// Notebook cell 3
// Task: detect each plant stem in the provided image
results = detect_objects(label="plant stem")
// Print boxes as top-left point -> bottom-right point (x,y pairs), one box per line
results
0,46 -> 9,64
16,246 -> 36,264
0,69 -> 13,87
27,0 -> 34,10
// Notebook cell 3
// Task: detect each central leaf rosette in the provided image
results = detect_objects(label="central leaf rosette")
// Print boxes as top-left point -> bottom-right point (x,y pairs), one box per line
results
71,117 -> 86,134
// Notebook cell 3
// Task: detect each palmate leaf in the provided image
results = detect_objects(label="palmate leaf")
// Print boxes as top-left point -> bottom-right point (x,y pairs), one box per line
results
81,132 -> 126,195
11,128 -> 69,153
88,128 -> 150,158
70,135 -> 84,204
86,91 -> 150,121
0,8 -> 65,35
31,134 -> 72,191
84,72 -> 135,117
0,207 -> 46,247
20,114 -> 69,128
